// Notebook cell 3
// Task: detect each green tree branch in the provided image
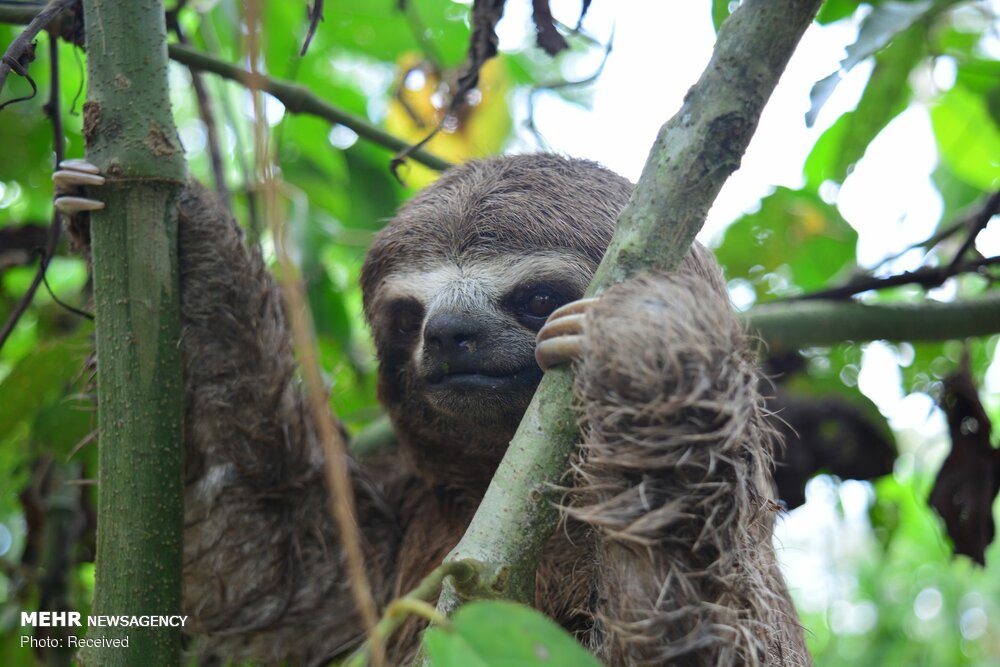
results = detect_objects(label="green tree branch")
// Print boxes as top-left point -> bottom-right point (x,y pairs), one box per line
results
434,0 -> 824,616
166,44 -> 452,172
748,292 -> 1000,350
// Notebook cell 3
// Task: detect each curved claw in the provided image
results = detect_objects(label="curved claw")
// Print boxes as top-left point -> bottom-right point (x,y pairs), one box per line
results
548,297 -> 597,320
59,159 -> 101,174
53,159 -> 105,215
534,297 -> 598,371
53,169 -> 106,189
535,335 -> 584,371
54,195 -> 105,213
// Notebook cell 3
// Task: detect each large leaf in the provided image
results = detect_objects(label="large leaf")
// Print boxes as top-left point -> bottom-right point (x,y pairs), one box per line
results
804,23 -> 924,186
714,187 -> 858,302
423,601 -> 603,667
806,0 -> 936,125
931,84 -> 1000,190
931,162 -> 985,225
0,339 -> 87,443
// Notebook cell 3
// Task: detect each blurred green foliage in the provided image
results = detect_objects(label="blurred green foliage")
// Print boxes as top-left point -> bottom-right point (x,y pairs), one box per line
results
0,1 -> 998,665
423,601 -> 603,666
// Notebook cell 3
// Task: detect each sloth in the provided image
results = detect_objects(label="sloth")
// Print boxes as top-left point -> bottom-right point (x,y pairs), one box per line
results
55,154 -> 810,666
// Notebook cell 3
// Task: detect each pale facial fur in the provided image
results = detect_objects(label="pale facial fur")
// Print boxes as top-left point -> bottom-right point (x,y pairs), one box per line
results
374,252 -> 593,374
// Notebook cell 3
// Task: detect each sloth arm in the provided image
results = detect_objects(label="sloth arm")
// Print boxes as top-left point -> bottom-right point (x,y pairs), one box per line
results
56,171 -> 402,666
544,271 -> 811,667
174,183 -> 403,665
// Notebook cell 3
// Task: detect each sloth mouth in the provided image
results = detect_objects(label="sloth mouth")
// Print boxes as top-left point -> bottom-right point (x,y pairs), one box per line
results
426,365 -> 542,393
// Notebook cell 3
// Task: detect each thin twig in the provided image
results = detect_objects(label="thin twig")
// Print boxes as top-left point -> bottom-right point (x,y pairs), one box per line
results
299,0 -> 324,56
388,0 -> 504,172
872,216 -> 967,268
0,32 -> 65,353
869,190 -> 1000,269
343,560 -> 478,667
788,255 -> 999,301
525,26 -> 613,149
793,191 -> 1000,302
946,189 -> 1000,272
401,1 -> 443,69
42,270 -> 94,320
0,0 -> 76,103
167,43 -> 452,171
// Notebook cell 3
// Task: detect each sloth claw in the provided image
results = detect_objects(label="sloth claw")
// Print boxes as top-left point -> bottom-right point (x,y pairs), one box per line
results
53,196 -> 105,213
53,160 -> 105,214
59,158 -> 101,174
535,297 -> 598,370
53,169 -> 106,188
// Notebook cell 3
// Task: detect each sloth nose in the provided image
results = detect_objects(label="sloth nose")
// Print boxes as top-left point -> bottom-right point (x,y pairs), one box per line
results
424,312 -> 485,371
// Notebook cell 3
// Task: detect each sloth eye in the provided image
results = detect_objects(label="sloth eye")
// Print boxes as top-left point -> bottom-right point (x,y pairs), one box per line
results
507,286 -> 570,328
527,293 -> 558,318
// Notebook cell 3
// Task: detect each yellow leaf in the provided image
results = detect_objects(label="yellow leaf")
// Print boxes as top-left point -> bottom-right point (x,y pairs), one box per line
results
387,54 -> 512,187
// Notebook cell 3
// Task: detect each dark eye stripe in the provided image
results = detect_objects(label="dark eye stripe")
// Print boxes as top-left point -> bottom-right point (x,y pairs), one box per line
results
382,298 -> 424,340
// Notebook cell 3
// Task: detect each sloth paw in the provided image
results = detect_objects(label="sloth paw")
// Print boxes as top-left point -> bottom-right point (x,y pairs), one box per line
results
53,159 -> 106,213
535,297 -> 598,371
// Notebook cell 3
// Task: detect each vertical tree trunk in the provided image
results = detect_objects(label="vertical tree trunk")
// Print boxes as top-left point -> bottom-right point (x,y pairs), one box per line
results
80,1 -> 187,664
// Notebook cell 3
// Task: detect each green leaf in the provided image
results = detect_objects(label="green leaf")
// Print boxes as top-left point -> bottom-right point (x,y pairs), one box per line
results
711,0 -> 732,33
714,187 -> 858,302
423,601 -> 603,667
306,270 -> 354,343
33,399 -> 94,458
954,59 -> 1000,98
815,0 -> 859,25
0,339 -> 87,443
843,1 -> 934,71
806,0 -> 933,125
804,24 -> 924,185
931,162 -> 983,223
931,84 -> 1000,190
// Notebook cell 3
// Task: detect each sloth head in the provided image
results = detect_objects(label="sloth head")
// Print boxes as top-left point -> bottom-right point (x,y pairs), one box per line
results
361,154 -> 632,490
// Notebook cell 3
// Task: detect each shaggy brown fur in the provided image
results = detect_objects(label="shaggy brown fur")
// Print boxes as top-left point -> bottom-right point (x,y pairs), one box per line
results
107,154 -> 810,665
568,273 -> 808,665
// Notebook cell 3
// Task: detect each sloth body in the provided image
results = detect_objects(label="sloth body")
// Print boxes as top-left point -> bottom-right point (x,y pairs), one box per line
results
65,154 -> 809,665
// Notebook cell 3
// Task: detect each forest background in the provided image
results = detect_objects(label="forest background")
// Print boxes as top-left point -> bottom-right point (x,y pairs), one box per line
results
0,0 -> 998,665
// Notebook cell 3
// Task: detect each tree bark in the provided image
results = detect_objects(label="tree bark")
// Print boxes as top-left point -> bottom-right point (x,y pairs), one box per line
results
436,0 -> 824,612
80,1 -> 187,664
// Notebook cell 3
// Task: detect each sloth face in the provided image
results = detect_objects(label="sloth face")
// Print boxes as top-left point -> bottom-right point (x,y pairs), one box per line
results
357,155 -> 630,485
368,253 -> 590,429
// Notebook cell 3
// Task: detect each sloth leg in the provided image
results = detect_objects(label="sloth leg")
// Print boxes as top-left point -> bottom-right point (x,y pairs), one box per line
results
557,273 -> 810,667
55,163 -> 398,665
